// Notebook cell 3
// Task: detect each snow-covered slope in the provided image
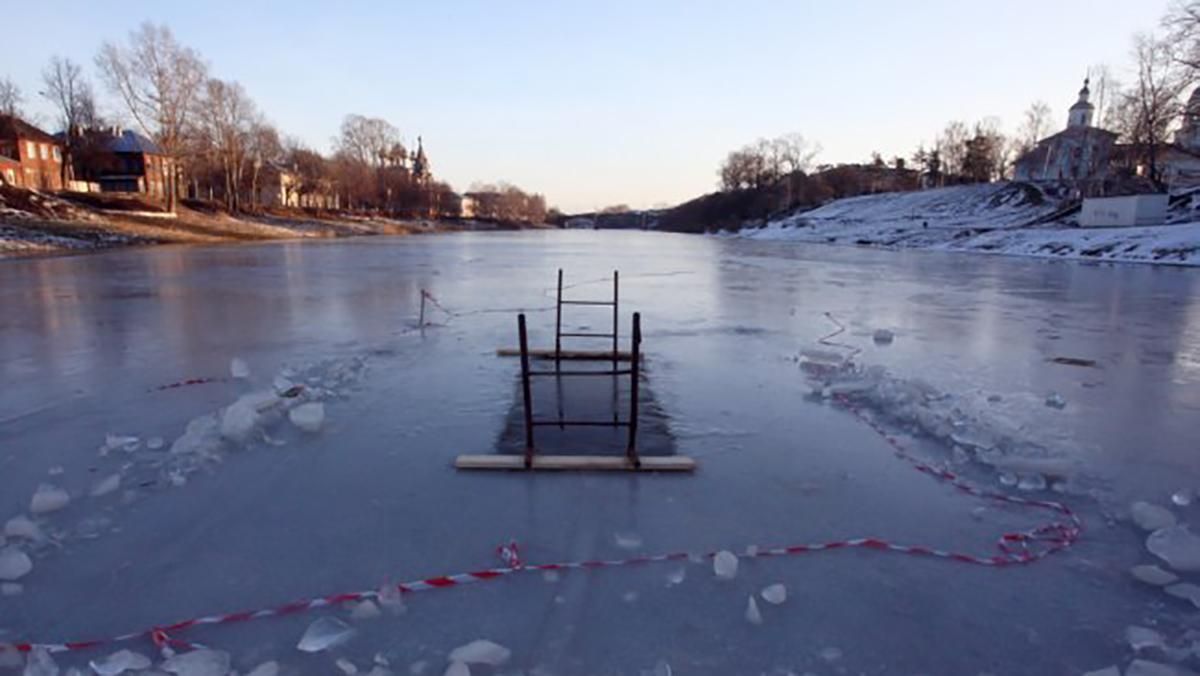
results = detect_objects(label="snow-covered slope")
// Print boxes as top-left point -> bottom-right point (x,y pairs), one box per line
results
741,182 -> 1200,266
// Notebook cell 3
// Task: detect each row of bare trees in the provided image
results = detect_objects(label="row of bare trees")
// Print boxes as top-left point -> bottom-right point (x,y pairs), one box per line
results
465,182 -> 548,224
5,22 -> 546,221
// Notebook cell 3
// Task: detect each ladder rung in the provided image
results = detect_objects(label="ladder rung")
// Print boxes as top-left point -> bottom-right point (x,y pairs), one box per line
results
528,369 -> 632,377
560,300 -> 616,306
560,332 -> 615,338
531,420 -> 630,427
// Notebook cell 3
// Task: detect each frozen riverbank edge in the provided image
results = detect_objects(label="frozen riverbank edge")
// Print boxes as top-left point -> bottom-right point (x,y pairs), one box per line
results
735,183 -> 1200,267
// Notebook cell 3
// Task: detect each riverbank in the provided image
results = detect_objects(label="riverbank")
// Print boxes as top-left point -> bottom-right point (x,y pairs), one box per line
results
736,183 -> 1200,267
0,187 -> 527,257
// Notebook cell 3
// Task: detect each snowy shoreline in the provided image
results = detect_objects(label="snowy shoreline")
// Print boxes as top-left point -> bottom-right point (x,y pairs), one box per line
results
736,183 -> 1200,268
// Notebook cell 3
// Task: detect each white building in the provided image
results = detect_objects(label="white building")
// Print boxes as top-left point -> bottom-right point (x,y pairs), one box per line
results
1013,79 -> 1118,184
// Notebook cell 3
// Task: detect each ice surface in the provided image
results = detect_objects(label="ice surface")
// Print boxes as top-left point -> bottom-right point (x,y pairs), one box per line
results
29,484 -> 70,514
22,647 -> 58,676
297,616 -> 355,652
448,639 -> 511,666
613,531 -> 643,550
90,473 -> 121,498
761,583 -> 787,605
622,591 -> 639,603
872,329 -> 894,345
0,546 -> 33,581
1082,668 -> 1121,676
643,660 -> 672,676
745,596 -> 763,625
1044,393 -> 1067,409
1128,625 -> 1167,652
350,599 -> 381,620
713,550 -> 738,580
289,402 -> 325,433
818,647 -> 843,662
1148,526 -> 1200,572
1,582 -> 22,596
408,660 -> 428,675
88,649 -> 152,676
1126,660 -> 1197,676
160,648 -> 231,676
1166,583 -> 1200,609
1133,502 -> 1179,532
443,663 -> 469,676
4,515 -> 43,541
1132,564 -> 1180,586
245,661 -> 280,676
230,357 -> 250,379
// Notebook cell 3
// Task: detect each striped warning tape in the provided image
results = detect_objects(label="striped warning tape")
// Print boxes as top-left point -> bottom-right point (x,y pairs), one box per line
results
9,389 -> 1081,656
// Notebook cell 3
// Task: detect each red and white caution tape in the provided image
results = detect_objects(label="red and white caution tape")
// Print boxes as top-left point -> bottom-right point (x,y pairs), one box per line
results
151,377 -> 224,392
10,387 -> 1081,657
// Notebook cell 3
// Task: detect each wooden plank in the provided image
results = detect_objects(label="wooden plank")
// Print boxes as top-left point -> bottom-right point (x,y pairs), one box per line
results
496,348 -> 632,361
455,454 -> 696,472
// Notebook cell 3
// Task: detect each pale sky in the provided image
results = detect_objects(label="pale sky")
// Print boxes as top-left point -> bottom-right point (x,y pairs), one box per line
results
2,0 -> 1173,212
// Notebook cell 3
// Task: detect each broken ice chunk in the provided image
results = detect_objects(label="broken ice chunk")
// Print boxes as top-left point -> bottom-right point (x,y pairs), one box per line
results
297,616 -> 355,652
1082,667 -> 1121,676
146,437 -> 165,451
622,591 -> 639,603
0,547 -> 33,581
408,660 -> 428,675
1126,659 -> 1193,676
1132,502 -> 1178,532
90,474 -> 122,498
443,663 -> 469,676
22,647 -> 58,676
1131,564 -> 1179,586
1173,490 -> 1194,506
231,357 -> 250,379
641,660 -> 673,676
161,648 -> 231,676
613,531 -> 642,550
350,599 -> 381,621
30,484 -> 70,514
1165,582 -> 1200,609
818,647 -> 843,662
745,596 -> 763,625
1044,393 -> 1066,409
245,661 -> 280,676
1127,625 -> 1167,652
542,570 -> 560,583
221,397 -> 263,443
336,658 -> 359,675
1,582 -> 21,596
89,649 -> 152,676
761,583 -> 787,605
1147,525 -> 1200,572
448,640 -> 511,666
4,516 -> 43,541
1017,475 -> 1047,492
872,329 -> 894,345
288,402 -> 325,433
378,583 -> 406,614
713,550 -> 738,580
105,434 -> 140,452
665,567 -> 686,586
998,472 -> 1018,487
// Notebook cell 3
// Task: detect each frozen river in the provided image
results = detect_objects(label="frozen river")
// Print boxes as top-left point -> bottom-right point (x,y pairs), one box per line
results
2,231 -> 1200,675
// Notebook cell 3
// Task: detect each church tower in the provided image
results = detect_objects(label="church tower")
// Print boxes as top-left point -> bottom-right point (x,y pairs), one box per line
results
1067,78 -> 1094,129
411,136 -> 430,184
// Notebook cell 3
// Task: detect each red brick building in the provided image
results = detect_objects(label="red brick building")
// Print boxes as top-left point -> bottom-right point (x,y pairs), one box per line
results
68,127 -> 171,197
0,115 -> 64,191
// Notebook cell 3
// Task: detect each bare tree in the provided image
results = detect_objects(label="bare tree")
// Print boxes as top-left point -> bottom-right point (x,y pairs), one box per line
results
196,78 -> 257,212
1166,1 -> 1200,72
1089,64 -> 1121,129
245,122 -> 282,208
96,23 -> 208,211
0,76 -> 23,117
1116,33 -> 1189,187
336,115 -> 401,168
1016,101 -> 1053,153
41,57 -> 99,185
936,120 -> 970,177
